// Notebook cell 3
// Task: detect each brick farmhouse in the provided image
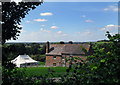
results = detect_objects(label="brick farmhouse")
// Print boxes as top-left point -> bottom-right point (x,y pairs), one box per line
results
45,41 -> 92,67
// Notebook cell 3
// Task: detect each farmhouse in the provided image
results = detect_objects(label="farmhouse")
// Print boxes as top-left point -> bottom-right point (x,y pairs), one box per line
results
45,41 -> 92,67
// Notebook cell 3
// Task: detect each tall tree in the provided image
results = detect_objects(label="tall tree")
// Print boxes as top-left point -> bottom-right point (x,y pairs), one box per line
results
1,2 -> 43,84
2,1 -> 43,44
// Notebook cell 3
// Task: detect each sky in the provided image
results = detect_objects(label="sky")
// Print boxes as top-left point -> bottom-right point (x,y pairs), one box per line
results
45,0 -> 120,2
12,0 -> 120,2
8,2 -> 118,42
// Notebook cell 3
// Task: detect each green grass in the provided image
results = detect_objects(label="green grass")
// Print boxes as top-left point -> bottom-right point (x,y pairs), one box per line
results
39,62 -> 45,65
20,67 -> 68,77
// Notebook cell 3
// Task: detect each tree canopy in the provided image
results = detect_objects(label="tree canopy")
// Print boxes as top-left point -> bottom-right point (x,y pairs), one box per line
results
2,1 -> 43,44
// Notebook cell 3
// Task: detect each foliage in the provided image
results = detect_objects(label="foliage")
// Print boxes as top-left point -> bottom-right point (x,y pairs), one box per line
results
2,1 -> 43,85
60,32 -> 120,84
97,39 -> 110,42
2,2 -> 43,44
39,62 -> 45,65
3,43 -> 46,60
52,42 -> 60,44
2,44 -> 46,84
25,43 -> 46,55
31,54 -> 45,62
13,43 -> 26,55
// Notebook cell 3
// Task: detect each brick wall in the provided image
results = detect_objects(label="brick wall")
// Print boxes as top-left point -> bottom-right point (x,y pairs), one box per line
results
46,55 -> 87,67
46,55 -> 62,67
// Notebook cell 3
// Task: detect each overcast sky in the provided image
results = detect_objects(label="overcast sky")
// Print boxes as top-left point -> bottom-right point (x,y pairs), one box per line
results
8,2 -> 118,42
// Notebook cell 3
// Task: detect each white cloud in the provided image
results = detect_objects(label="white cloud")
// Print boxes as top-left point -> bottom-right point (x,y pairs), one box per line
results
40,12 -> 53,16
56,31 -> 68,37
78,30 -> 92,36
100,28 -> 106,31
34,19 -> 47,22
25,21 -> 31,23
41,25 -> 46,27
62,34 -> 68,37
83,31 -> 91,35
104,5 -> 118,12
57,31 -> 62,34
106,24 -> 115,27
7,29 -> 105,42
40,28 -> 50,33
100,24 -> 118,31
20,29 -> 26,33
81,15 -> 86,18
50,26 -> 59,29
100,24 -> 118,35
85,19 -> 94,22
74,30 -> 103,42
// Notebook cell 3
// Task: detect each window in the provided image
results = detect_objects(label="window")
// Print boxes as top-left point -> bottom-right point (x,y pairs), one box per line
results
53,63 -> 56,66
53,56 -> 56,59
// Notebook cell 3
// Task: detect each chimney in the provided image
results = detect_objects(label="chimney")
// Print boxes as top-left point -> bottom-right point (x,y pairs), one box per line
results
46,41 -> 49,53
69,41 -> 73,44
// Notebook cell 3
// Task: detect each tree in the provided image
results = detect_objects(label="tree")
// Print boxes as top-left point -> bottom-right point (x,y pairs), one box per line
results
2,1 -> 43,85
14,43 -> 26,55
2,1 -> 43,44
30,43 -> 40,55
61,32 -> 120,84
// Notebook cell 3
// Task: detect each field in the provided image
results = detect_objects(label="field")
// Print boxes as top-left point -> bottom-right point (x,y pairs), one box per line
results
20,67 -> 68,77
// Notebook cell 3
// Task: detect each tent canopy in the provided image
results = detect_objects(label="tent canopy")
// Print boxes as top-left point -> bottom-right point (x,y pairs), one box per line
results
11,55 -> 39,67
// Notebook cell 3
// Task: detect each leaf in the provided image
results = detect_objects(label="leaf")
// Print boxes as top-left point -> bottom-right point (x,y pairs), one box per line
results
91,66 -> 97,70
106,52 -> 111,55
100,59 -> 105,63
90,55 -> 95,58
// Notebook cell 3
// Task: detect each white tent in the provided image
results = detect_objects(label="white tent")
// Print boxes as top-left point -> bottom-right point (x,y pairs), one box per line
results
11,55 -> 39,67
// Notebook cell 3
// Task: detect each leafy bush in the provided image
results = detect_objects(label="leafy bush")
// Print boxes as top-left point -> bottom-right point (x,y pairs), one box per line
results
30,54 -> 46,62
60,32 -> 120,84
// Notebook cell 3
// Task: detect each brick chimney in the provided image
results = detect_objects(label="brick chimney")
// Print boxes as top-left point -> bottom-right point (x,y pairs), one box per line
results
46,41 -> 49,53
69,41 -> 73,44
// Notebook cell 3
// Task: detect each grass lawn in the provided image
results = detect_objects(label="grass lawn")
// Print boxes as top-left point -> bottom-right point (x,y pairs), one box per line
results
39,62 -> 45,65
20,67 -> 68,77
